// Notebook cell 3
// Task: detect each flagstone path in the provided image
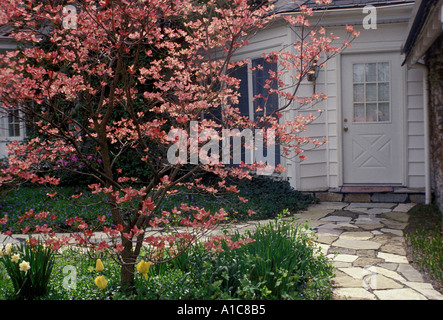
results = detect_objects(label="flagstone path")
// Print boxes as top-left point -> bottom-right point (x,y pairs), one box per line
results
292,201 -> 443,300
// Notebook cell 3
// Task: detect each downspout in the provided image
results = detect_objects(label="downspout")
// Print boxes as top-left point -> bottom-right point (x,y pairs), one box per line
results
412,62 -> 431,205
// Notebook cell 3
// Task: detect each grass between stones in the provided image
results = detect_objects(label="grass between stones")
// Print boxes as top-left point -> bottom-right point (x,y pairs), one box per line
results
404,203 -> 443,293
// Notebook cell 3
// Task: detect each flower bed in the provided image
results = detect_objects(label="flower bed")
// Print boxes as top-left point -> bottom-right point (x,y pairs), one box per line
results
0,217 -> 335,300
0,178 -> 328,300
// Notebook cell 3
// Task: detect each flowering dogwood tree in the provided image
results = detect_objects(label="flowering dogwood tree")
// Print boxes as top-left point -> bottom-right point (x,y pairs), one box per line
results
0,0 -> 358,287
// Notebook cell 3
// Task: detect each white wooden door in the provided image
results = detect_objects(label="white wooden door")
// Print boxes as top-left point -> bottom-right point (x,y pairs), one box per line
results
341,52 -> 404,185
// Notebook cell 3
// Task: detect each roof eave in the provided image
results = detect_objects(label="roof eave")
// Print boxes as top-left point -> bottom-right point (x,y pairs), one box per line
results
401,0 -> 443,67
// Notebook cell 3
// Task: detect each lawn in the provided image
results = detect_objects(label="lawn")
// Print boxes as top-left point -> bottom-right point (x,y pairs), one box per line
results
0,177 -> 336,300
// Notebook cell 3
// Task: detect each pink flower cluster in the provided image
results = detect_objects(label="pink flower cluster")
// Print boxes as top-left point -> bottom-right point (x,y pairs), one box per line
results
204,235 -> 255,253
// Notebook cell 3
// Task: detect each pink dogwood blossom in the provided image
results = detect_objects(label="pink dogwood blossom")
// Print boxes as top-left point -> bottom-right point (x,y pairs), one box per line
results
0,0 -> 357,286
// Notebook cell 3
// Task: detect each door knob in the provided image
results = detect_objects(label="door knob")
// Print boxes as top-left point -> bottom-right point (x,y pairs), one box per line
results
344,126 -> 348,132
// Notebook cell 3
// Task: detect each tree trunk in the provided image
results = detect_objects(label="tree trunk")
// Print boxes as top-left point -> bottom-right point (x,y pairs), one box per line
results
120,238 -> 136,290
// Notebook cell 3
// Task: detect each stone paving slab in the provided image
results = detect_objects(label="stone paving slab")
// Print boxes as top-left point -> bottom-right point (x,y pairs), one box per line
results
347,202 -> 398,209
295,201 -> 443,300
373,288 -> 428,300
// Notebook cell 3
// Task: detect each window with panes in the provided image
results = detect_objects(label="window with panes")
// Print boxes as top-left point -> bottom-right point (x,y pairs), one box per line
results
352,62 -> 390,123
229,57 -> 280,166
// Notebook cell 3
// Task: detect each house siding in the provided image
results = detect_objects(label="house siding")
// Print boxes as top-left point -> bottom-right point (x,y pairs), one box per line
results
297,55 -> 337,191
294,19 -> 426,191
406,67 -> 426,188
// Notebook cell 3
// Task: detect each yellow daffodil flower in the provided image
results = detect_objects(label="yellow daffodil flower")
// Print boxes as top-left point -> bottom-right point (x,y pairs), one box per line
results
11,254 -> 20,263
136,260 -> 151,280
94,275 -> 107,290
95,259 -> 105,272
5,244 -> 12,255
19,261 -> 30,272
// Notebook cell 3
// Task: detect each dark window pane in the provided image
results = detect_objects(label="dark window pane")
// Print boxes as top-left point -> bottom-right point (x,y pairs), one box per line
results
252,57 -> 278,119
252,57 -> 280,166
230,65 -> 249,118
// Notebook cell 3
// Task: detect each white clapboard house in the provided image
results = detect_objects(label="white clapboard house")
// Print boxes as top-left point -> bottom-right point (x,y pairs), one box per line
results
1,0 -> 441,206
230,0 -> 435,204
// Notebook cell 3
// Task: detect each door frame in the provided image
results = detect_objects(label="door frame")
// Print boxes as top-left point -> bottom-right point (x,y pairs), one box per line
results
337,49 -> 407,187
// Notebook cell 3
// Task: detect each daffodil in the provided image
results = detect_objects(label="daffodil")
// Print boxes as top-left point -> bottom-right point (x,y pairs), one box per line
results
95,259 -> 104,272
94,275 -> 107,290
11,254 -> 20,263
136,260 -> 151,280
19,261 -> 30,272
4,243 -> 12,255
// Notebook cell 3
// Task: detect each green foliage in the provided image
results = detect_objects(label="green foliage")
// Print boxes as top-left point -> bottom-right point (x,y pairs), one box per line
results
39,248 -> 199,300
0,240 -> 55,300
46,249 -> 121,300
0,177 -> 325,300
236,216 -> 335,300
149,214 -> 335,300
0,186 -> 111,233
112,147 -> 153,183
160,175 -> 317,222
236,176 -> 316,219
131,270 -> 199,300
1,176 -> 315,233
408,228 -> 443,284
0,212 -> 334,300
405,203 -> 443,286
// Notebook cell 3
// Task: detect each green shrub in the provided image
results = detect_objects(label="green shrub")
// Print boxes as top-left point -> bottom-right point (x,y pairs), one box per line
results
160,175 -> 317,222
236,176 -> 316,218
1,175 -> 315,234
160,213 -> 335,300
407,228 -> 443,284
237,216 -> 334,300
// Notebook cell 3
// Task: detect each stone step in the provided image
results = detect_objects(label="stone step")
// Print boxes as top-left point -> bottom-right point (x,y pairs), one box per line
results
303,187 -> 426,203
